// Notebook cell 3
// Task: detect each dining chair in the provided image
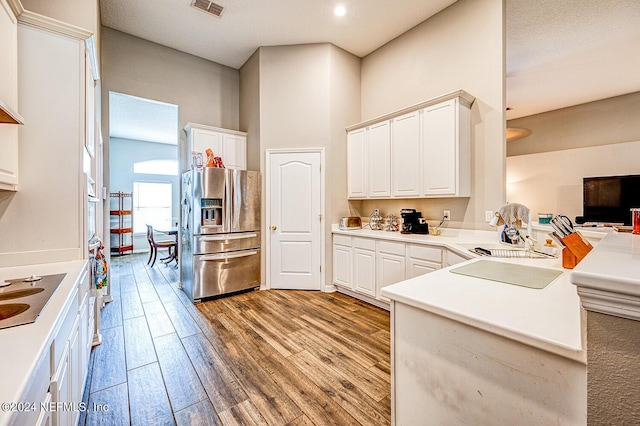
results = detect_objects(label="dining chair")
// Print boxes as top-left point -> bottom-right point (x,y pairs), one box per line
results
146,225 -> 177,267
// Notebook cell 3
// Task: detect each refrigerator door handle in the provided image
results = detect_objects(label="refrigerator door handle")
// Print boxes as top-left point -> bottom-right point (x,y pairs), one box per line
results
232,170 -> 241,231
224,169 -> 235,231
200,251 -> 258,261
199,233 -> 258,241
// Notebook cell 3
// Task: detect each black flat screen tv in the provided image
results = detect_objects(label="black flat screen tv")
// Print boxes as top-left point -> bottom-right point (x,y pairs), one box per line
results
583,174 -> 640,225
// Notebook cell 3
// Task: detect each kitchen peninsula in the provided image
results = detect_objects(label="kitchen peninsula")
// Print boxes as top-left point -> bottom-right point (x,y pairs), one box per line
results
332,225 -> 592,424
0,261 -> 90,426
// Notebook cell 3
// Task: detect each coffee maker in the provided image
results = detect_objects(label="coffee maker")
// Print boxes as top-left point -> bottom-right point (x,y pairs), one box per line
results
400,209 -> 429,234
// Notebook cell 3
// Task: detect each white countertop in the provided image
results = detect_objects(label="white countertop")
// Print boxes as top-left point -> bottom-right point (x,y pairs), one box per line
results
570,232 -> 640,320
332,225 -> 585,362
332,224 -> 503,258
0,260 -> 87,426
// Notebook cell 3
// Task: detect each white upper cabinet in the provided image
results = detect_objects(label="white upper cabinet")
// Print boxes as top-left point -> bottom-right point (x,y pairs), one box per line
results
391,111 -> 421,197
422,98 -> 470,197
222,133 -> 247,170
347,121 -> 391,199
185,123 -> 247,170
347,90 -> 473,200
192,126 -> 222,158
347,127 -> 367,198
368,121 -> 391,198
0,0 -> 20,190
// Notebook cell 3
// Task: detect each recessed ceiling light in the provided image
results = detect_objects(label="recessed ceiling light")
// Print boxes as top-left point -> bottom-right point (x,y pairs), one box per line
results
334,5 -> 346,17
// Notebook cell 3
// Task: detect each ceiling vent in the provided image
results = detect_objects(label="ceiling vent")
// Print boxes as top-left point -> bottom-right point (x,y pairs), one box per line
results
191,0 -> 224,17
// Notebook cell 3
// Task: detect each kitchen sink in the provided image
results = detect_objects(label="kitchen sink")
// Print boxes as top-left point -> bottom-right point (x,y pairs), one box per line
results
0,303 -> 30,320
0,287 -> 44,302
456,243 -> 556,259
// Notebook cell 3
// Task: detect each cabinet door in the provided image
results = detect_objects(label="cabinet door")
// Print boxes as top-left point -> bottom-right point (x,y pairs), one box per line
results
192,128 -> 222,159
222,133 -> 246,170
51,342 -> 70,426
333,243 -> 352,288
392,111 -> 421,197
445,249 -> 470,267
407,258 -> 439,279
79,294 -> 91,386
69,316 -> 81,426
368,121 -> 391,197
347,128 -> 367,198
0,0 -> 19,190
35,393 -> 52,426
377,251 -> 406,302
353,248 -> 376,297
422,99 -> 457,196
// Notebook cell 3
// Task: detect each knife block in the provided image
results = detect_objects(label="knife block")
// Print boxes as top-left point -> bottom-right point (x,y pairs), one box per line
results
561,232 -> 593,269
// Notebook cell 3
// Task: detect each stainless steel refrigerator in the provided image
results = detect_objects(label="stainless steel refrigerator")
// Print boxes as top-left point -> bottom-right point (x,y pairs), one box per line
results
180,168 -> 260,301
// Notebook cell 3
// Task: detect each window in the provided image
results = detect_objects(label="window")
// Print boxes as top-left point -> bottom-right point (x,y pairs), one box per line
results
133,182 -> 172,233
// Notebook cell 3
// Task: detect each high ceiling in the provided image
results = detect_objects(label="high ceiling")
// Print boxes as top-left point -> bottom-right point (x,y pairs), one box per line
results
506,0 -> 640,119
101,0 -> 458,69
103,0 -> 640,140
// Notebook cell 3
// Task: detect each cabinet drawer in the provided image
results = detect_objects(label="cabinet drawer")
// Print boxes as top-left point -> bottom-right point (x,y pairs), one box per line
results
77,268 -> 89,305
378,240 -> 405,256
333,235 -> 351,247
353,237 -> 376,251
408,244 -> 441,263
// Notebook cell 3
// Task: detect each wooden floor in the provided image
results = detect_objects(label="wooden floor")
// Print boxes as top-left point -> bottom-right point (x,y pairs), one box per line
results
81,254 -> 391,425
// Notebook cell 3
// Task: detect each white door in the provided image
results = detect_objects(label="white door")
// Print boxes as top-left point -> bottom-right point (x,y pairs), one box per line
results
268,151 -> 323,290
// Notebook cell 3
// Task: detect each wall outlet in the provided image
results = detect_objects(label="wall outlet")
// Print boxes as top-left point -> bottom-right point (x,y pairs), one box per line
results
485,210 -> 494,222
443,210 -> 450,221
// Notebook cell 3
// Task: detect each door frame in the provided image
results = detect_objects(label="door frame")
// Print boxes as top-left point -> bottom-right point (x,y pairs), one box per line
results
265,148 -> 326,291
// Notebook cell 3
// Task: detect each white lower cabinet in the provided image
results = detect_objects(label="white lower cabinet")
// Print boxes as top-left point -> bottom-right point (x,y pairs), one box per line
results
35,393 -> 52,426
332,235 -> 352,288
68,315 -> 82,426
5,266 -> 91,426
352,238 -> 376,297
406,244 -> 442,279
377,241 -> 406,302
445,249 -> 471,267
333,235 -> 445,307
51,341 -> 70,426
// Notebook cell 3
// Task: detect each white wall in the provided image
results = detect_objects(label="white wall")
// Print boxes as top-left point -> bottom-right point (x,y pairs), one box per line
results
0,24 -> 85,266
239,50 -> 261,172
507,92 -> 640,157
507,140 -> 640,222
109,138 -> 180,252
239,43 -> 361,287
101,27 -> 240,253
505,91 -> 640,222
358,0 -> 505,229
101,27 -> 240,174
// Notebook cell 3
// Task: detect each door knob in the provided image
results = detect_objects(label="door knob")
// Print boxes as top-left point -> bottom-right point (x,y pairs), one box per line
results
271,225 -> 277,231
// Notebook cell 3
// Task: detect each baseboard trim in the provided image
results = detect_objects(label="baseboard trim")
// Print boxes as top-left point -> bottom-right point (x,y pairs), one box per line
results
335,285 -> 390,311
